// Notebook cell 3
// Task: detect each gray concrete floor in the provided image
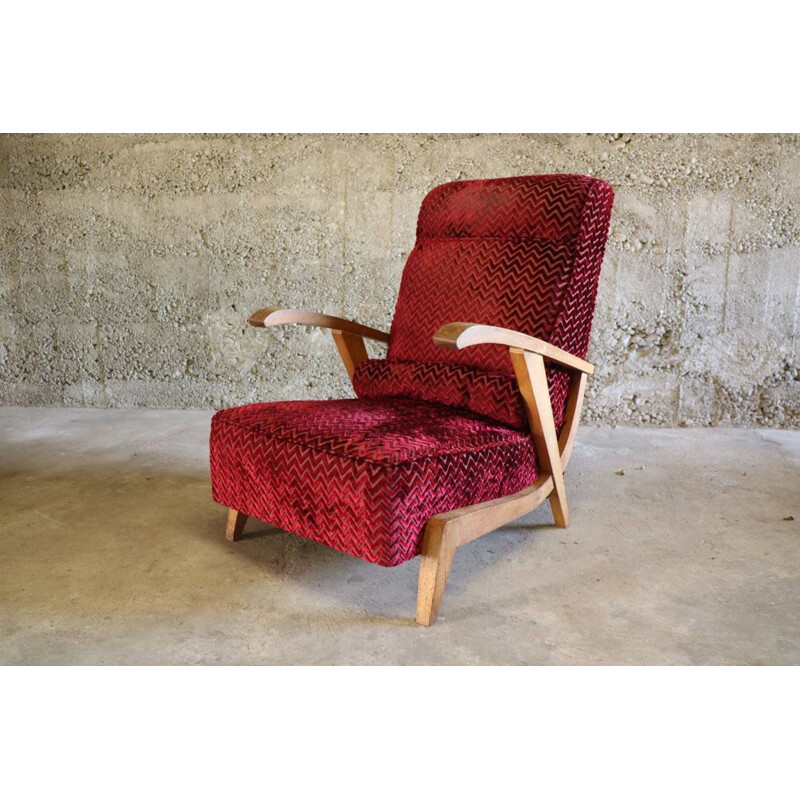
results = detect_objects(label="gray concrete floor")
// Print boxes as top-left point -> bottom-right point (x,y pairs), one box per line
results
0,407 -> 798,665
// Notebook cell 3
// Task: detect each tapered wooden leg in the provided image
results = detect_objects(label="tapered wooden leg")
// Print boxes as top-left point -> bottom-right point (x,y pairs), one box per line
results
549,489 -> 569,528
416,521 -> 456,626
225,508 -> 249,541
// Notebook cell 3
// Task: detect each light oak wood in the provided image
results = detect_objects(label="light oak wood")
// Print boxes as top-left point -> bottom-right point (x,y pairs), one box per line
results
416,328 -> 593,625
331,330 -> 369,381
248,307 -> 390,342
558,371 -> 587,469
434,322 -> 594,375
225,508 -> 248,542
415,519 -> 456,627
234,307 -> 593,626
415,476 -> 556,625
434,475 -> 554,549
510,348 -> 569,528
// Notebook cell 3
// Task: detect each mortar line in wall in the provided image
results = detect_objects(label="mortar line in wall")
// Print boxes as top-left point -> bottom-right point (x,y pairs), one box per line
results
341,170 -> 348,315
721,198 -> 734,335
388,172 -> 395,328
791,255 -> 800,354
96,187 -> 110,408
787,143 -> 800,353
676,202 -> 689,426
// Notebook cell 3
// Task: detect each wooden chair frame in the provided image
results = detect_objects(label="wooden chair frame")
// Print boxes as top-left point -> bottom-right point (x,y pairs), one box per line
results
224,307 -> 593,626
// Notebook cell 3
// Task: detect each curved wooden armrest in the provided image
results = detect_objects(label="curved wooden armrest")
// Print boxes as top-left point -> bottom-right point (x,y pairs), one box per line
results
433,322 -> 594,375
248,307 -> 390,343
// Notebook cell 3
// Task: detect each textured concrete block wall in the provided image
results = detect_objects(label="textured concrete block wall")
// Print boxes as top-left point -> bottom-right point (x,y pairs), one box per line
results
1,133 -> 798,426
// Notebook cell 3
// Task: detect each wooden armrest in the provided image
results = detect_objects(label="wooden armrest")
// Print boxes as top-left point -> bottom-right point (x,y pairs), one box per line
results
248,307 -> 390,343
433,322 -> 594,375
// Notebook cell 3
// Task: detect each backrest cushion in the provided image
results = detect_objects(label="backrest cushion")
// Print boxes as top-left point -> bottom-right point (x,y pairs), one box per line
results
353,174 -> 614,430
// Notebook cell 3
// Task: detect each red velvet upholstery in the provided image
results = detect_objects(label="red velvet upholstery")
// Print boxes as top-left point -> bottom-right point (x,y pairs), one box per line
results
353,359 -> 527,429
210,399 -> 538,566
353,175 -> 614,429
210,175 -> 614,566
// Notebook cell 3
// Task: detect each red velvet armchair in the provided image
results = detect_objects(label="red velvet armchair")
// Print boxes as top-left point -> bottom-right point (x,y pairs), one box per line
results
210,174 -> 614,625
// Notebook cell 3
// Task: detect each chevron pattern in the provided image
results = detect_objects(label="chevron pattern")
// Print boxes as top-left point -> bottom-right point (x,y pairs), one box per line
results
353,357 -> 573,433
417,174 -> 590,240
210,399 -> 539,566
356,175 -> 614,429
210,175 -> 614,566
353,359 -> 528,429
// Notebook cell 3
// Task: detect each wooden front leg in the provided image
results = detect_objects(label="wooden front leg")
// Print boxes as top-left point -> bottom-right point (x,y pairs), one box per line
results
416,520 -> 456,627
225,508 -> 249,541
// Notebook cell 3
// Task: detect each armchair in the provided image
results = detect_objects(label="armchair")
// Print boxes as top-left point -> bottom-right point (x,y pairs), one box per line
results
210,174 -> 614,624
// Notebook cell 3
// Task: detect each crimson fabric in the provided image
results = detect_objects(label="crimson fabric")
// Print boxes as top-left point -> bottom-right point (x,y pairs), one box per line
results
353,174 -> 614,429
210,174 -> 614,566
352,359 -> 527,429
210,399 -> 538,566
353,358 -> 570,432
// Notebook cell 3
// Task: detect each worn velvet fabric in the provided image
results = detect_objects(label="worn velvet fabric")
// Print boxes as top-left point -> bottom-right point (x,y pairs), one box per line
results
210,399 -> 539,566
210,175 -> 614,566
353,175 -> 615,429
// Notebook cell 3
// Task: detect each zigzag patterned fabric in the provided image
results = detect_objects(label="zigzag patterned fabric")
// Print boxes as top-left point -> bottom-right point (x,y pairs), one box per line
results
354,175 -> 615,429
211,175 -> 614,566
211,399 -> 538,566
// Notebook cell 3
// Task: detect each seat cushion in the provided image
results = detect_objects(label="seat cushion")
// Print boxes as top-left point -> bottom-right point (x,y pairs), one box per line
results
210,398 -> 538,566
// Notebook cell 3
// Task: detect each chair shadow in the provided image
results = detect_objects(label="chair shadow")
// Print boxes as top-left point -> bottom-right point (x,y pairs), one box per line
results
235,527 -> 283,542
225,508 -> 556,625
2,461 -> 557,629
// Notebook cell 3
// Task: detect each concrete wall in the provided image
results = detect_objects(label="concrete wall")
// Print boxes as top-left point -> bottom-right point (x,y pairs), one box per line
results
1,133 -> 798,427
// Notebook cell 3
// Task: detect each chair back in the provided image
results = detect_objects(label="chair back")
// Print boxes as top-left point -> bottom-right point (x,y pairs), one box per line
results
353,174 -> 614,429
